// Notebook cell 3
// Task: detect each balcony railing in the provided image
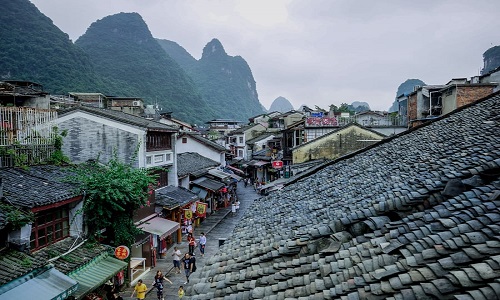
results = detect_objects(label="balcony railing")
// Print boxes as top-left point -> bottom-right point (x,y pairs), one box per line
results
0,107 -> 57,146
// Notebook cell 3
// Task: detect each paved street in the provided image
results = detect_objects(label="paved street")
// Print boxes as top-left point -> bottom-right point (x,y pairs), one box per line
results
122,181 -> 259,299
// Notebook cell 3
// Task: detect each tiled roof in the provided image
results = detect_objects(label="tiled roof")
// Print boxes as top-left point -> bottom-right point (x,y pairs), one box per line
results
183,133 -> 226,151
230,123 -> 263,135
177,152 -> 220,177
246,133 -> 275,144
0,237 -> 109,286
292,123 -> 386,150
155,185 -> 199,209
188,92 -> 500,299
59,106 -> 178,132
0,165 -> 81,209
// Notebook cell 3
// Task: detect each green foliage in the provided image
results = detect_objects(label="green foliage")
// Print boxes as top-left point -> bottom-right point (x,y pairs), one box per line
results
161,38 -> 266,122
0,0 -> 105,94
20,256 -> 33,268
0,203 -> 34,229
48,127 -> 70,165
70,152 -> 157,248
75,13 -> 214,125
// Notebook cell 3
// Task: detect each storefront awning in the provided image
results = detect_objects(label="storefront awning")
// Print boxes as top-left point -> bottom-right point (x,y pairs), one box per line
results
253,160 -> 270,167
0,266 -> 78,300
208,168 -> 231,180
138,217 -> 180,240
192,177 -> 225,192
227,173 -> 242,181
68,254 -> 128,300
226,165 -> 246,174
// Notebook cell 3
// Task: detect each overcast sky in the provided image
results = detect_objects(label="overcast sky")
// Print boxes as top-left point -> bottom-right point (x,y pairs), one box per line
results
30,0 -> 500,111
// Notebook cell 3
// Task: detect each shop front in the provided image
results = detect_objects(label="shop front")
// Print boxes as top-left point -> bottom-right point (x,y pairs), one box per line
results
191,177 -> 226,219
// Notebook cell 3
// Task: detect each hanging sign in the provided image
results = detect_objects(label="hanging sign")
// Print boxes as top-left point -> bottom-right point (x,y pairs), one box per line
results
114,245 -> 130,260
196,202 -> 208,218
272,161 -> 283,169
184,209 -> 193,220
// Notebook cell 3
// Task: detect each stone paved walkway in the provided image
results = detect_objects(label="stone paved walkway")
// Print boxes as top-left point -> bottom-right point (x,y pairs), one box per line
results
120,181 -> 259,299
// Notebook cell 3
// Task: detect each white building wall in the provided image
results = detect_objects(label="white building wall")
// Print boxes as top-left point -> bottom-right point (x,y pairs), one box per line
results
176,136 -> 225,166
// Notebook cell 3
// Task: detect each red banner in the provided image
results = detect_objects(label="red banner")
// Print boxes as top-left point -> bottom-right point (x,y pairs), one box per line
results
196,202 -> 208,218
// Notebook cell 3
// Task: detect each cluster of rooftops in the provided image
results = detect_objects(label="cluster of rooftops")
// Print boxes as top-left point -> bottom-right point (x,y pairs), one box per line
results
185,92 -> 500,299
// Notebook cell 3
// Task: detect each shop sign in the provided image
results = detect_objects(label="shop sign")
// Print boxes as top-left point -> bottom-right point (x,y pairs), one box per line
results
114,245 -> 130,260
196,202 -> 208,218
272,161 -> 283,169
184,209 -> 193,220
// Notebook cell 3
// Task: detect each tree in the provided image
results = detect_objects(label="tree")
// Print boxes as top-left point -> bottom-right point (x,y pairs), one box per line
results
71,153 -> 157,248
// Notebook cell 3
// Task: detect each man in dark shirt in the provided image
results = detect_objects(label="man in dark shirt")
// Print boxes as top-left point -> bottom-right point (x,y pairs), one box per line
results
182,253 -> 196,284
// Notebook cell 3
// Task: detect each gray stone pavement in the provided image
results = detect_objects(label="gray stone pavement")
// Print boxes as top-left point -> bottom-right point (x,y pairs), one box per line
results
121,181 -> 259,299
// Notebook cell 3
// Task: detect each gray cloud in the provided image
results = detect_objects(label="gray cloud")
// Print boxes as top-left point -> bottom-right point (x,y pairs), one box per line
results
30,0 -> 500,111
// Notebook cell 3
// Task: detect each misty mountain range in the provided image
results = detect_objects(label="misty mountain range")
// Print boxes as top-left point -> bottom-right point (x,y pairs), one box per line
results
1,0 -> 499,124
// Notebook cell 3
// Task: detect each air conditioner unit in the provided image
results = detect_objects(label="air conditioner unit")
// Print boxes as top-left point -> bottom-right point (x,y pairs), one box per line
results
132,101 -> 141,107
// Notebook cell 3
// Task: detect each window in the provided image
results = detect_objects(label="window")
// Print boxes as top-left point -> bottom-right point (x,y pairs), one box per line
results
238,150 -> 243,157
146,156 -> 152,165
239,137 -> 243,144
182,137 -> 187,144
146,132 -> 172,151
30,207 -> 69,250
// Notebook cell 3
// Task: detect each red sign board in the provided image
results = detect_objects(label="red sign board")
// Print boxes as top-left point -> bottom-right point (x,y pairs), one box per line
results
114,245 -> 130,260
272,161 -> 283,169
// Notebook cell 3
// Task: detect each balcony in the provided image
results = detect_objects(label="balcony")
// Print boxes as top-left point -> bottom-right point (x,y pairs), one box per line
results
0,107 -> 58,167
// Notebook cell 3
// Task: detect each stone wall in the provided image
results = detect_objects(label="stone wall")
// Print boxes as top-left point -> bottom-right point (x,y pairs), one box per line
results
58,117 -> 141,167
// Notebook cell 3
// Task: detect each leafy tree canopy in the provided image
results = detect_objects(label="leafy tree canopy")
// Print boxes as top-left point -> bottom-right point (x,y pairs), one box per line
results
70,153 -> 157,248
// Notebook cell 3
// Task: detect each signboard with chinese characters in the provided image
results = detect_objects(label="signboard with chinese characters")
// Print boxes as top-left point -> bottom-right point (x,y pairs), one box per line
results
184,209 -> 193,220
114,245 -> 130,260
272,161 -> 283,169
305,117 -> 338,127
196,202 -> 208,218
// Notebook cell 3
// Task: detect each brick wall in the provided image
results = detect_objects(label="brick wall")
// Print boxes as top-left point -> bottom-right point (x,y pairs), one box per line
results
456,86 -> 494,108
408,94 -> 417,123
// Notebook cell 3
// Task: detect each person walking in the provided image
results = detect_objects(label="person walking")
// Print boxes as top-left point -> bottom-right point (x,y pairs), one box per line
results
199,232 -> 207,257
172,246 -> 182,274
187,233 -> 196,254
131,279 -> 147,300
151,270 -> 172,300
182,253 -> 196,284
178,286 -> 185,299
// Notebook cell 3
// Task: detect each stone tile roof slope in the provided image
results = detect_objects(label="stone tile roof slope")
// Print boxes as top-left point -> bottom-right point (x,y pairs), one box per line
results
0,237 -> 109,286
0,165 -> 81,209
188,92 -> 500,299
246,132 -> 276,145
59,105 -> 178,132
155,185 -> 199,209
177,152 -> 220,177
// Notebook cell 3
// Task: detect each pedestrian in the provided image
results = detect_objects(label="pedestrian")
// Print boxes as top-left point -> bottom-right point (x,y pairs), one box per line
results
172,246 -> 182,274
199,232 -> 206,257
131,279 -> 147,300
152,270 -> 172,300
231,202 -> 236,215
186,223 -> 193,235
182,253 -> 196,284
178,286 -> 185,299
187,233 -> 196,254
235,200 -> 240,212
244,177 -> 248,187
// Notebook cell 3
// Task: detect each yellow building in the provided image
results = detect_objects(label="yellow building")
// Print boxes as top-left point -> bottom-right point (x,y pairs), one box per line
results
292,124 -> 386,164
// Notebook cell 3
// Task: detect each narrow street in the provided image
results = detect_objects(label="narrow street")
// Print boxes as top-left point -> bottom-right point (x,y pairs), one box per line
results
124,180 -> 259,299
